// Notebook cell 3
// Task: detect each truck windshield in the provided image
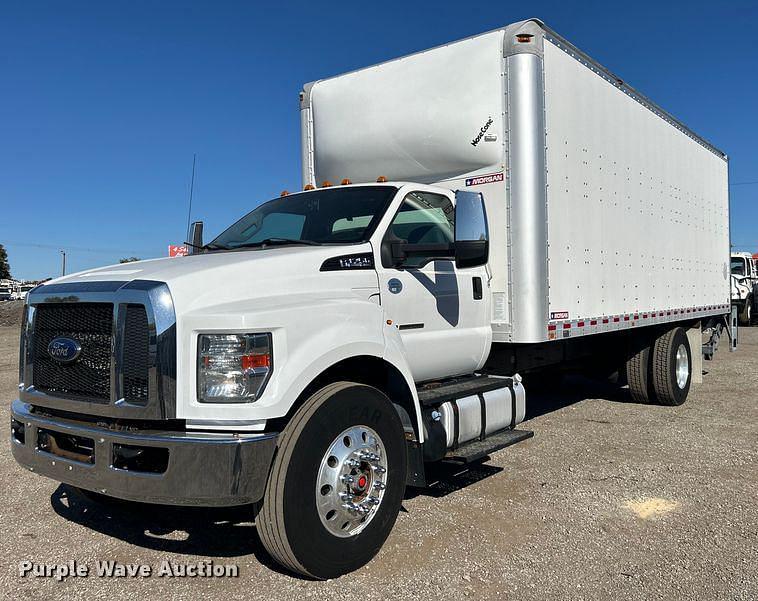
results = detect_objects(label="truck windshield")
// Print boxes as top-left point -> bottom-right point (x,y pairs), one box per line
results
209,186 -> 397,250
731,258 -> 746,276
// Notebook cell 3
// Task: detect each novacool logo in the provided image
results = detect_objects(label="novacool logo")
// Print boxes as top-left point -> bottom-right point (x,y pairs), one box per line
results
471,117 -> 494,146
47,337 -> 82,363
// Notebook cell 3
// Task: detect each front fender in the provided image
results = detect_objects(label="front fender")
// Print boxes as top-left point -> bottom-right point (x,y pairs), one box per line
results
177,294 -> 421,436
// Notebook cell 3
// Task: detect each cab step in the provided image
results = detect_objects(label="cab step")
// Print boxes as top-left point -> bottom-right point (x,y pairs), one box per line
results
444,428 -> 534,463
417,375 -> 514,407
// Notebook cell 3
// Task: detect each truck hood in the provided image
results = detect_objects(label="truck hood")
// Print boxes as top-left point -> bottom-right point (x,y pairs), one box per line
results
47,244 -> 378,315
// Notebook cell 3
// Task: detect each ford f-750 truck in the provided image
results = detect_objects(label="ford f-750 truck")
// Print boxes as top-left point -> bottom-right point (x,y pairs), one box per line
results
11,19 -> 730,578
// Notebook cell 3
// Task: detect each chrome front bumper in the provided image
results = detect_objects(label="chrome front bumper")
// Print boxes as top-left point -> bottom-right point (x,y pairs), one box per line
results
10,400 -> 278,507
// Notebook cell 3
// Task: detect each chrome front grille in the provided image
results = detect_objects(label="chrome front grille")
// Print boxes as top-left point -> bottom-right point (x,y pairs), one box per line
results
32,302 -> 114,401
20,280 -> 176,420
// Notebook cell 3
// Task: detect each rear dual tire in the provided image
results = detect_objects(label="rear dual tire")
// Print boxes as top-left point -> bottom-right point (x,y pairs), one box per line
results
625,326 -> 692,406
256,382 -> 407,579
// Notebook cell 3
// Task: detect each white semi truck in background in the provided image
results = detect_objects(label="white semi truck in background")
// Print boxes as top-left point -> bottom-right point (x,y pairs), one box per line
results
731,251 -> 757,325
12,19 -> 731,578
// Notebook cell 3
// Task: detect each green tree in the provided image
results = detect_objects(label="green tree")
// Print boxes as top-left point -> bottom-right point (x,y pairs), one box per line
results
119,257 -> 141,263
0,244 -> 10,279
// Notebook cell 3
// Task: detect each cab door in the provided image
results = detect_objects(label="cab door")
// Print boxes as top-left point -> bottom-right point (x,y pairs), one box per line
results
375,188 -> 491,382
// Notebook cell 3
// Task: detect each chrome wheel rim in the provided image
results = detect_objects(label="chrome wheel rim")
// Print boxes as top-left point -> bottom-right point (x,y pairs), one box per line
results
316,425 -> 388,538
675,344 -> 689,389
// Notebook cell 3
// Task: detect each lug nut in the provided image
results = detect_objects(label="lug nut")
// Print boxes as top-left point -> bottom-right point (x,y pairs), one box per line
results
359,451 -> 380,462
373,466 -> 387,474
373,481 -> 386,490
341,474 -> 355,484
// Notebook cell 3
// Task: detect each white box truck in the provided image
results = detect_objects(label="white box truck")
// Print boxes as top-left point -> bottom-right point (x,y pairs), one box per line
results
12,19 -> 730,578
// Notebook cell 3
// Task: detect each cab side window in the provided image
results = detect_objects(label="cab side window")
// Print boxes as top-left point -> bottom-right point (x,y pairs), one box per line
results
385,191 -> 454,268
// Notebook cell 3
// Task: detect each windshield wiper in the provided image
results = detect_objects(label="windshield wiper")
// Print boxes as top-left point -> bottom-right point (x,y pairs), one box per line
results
183,241 -> 225,251
233,238 -> 322,249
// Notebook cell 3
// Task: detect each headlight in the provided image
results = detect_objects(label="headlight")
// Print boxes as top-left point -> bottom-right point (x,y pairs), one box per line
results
197,333 -> 272,403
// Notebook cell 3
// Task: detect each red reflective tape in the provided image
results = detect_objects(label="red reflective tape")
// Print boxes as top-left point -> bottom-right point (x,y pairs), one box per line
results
642,314 -> 648,319
548,324 -> 557,331
651,312 -> 657,317
577,321 -> 585,327
624,316 -> 630,321
602,318 -> 609,324
590,320 -> 597,326
613,317 -> 620,322
563,323 -> 571,329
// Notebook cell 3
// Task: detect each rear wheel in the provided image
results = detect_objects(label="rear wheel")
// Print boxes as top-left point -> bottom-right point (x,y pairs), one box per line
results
625,341 -> 654,403
256,382 -> 407,579
651,327 -> 692,406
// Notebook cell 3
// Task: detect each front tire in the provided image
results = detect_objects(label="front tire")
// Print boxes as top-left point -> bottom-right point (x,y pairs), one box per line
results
739,297 -> 752,326
256,382 -> 407,579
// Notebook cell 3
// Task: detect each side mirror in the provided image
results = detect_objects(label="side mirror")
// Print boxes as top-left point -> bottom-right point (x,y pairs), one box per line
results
380,230 -> 407,268
188,221 -> 203,255
454,191 -> 489,268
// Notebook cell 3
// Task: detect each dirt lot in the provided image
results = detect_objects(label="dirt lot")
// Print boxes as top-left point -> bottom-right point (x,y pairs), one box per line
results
0,323 -> 756,600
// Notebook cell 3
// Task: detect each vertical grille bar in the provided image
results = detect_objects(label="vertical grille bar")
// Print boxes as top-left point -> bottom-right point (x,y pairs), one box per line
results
121,304 -> 150,404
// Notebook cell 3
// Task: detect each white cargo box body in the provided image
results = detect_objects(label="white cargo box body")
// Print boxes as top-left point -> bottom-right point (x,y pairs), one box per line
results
300,19 -> 730,344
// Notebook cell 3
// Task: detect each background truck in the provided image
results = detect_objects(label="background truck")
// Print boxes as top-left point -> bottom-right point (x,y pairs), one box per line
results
731,251 -> 757,325
0,280 -> 16,301
11,18 -> 730,579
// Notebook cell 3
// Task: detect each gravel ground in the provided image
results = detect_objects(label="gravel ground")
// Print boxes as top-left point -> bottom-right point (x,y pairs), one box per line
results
0,324 -> 755,600
0,302 -> 23,327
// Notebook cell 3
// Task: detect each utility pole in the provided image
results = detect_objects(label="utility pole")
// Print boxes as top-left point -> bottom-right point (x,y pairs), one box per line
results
60,250 -> 66,276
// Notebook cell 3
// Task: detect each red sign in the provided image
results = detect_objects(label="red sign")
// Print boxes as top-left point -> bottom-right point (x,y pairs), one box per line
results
168,245 -> 189,257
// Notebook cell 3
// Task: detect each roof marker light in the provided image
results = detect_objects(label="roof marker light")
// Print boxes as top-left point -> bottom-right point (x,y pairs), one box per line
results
303,184 -> 315,191
376,176 -> 388,183
341,178 -> 352,185
280,190 -> 290,197
321,181 -> 333,188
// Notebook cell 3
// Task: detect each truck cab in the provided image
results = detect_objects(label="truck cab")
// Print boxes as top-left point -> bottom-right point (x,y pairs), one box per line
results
12,181 -> 519,578
731,252 -> 757,325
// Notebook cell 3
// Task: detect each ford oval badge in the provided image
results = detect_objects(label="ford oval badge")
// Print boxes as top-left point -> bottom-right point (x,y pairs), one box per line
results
47,337 -> 82,363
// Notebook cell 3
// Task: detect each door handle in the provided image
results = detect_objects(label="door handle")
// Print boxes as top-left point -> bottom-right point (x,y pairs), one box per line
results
472,277 -> 483,300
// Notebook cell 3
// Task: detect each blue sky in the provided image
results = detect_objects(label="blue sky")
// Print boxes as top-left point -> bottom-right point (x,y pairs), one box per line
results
2,1 -> 757,280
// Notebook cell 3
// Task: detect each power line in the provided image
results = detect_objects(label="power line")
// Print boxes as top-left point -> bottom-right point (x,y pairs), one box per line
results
2,241 -> 153,256
729,180 -> 758,187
